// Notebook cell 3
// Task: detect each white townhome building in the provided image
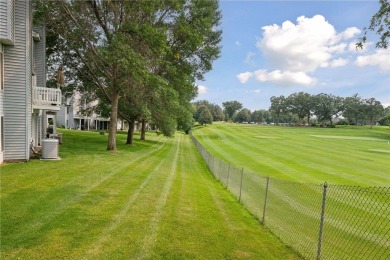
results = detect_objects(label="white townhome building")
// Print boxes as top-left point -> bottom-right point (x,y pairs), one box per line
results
56,91 -> 111,131
0,0 -> 61,164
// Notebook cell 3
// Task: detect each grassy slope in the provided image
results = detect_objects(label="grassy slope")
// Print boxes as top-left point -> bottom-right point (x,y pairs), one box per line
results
193,123 -> 390,186
192,124 -> 390,259
0,130 -> 299,259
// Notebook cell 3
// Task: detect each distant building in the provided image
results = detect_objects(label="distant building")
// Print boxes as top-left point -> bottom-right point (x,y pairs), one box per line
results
57,92 -> 110,131
56,91 -> 132,131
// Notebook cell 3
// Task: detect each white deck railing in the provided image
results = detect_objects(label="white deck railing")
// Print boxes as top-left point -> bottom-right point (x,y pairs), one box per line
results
32,87 -> 62,109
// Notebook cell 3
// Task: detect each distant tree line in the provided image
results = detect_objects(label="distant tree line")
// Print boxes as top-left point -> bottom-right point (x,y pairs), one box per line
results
269,92 -> 387,128
192,92 -> 390,128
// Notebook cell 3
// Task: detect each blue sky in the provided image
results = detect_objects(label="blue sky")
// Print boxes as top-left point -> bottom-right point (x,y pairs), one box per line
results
195,0 -> 390,111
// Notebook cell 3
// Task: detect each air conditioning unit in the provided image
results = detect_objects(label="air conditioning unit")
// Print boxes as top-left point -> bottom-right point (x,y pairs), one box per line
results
42,139 -> 59,159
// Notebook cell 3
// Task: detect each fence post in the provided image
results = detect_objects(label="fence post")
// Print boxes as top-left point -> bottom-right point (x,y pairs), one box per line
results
239,168 -> 244,202
212,156 -> 215,175
317,182 -> 328,260
218,160 -> 221,181
207,152 -> 211,169
262,176 -> 270,225
226,164 -> 231,188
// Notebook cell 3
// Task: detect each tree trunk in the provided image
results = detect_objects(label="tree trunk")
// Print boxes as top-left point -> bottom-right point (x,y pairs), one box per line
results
307,113 -> 310,126
140,119 -> 146,141
126,120 -> 135,145
107,91 -> 119,151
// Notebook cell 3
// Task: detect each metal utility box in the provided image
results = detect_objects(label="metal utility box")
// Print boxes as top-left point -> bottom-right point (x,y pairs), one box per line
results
42,139 -> 59,159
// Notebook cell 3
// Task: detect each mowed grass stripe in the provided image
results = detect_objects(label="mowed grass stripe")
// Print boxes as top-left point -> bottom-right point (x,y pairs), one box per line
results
136,134 -> 182,259
207,126 -> 371,184
0,131 -> 168,197
85,137 -> 178,257
79,138 -> 182,258
198,126 -> 321,182
194,123 -> 390,186
1,137 -> 173,259
149,133 -> 300,259
1,132 -> 174,258
211,123 -> 388,178
0,130 -> 301,259
193,123 -> 389,259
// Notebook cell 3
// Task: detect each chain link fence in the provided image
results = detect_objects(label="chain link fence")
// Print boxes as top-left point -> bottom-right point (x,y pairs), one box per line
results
191,135 -> 390,260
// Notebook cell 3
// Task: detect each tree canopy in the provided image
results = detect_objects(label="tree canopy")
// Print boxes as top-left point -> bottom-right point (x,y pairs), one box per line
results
34,0 -> 222,149
357,0 -> 390,49
222,101 -> 242,121
195,105 -> 213,126
193,100 -> 224,121
235,108 -> 251,123
269,95 -> 286,125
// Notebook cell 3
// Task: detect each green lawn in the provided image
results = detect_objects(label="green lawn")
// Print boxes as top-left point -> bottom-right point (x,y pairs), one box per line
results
192,123 -> 390,186
0,130 -> 300,259
192,123 -> 390,259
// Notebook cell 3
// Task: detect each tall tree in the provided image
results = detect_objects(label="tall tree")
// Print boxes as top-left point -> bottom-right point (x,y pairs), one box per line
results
193,100 -> 224,121
312,94 -> 344,127
35,0 -> 222,150
378,106 -> 390,126
362,98 -> 384,128
235,108 -> 251,123
222,101 -> 243,121
286,92 -> 313,125
269,95 -> 286,126
343,94 -> 364,125
177,103 -> 195,134
251,110 -> 264,124
263,110 -> 273,124
209,104 -> 225,121
195,105 -> 213,126
34,1 -> 165,150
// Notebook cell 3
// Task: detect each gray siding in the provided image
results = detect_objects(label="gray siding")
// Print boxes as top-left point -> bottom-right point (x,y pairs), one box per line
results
56,104 -> 66,127
0,0 -> 14,44
33,26 -> 46,88
0,88 -> 3,116
0,43 -> 3,117
0,0 -> 7,39
3,0 -> 31,161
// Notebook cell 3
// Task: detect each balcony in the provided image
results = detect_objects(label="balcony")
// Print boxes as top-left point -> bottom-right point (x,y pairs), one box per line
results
32,87 -> 62,111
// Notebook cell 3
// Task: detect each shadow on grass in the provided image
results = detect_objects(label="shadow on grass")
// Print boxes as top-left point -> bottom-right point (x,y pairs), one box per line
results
57,130 -> 163,159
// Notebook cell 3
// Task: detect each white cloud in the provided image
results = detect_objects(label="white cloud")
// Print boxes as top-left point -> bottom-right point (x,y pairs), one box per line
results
339,27 -> 361,40
197,85 -> 208,94
253,69 -> 316,86
235,40 -> 241,46
258,15 -> 349,73
237,15 -> 386,86
237,72 -> 253,83
355,49 -> 390,70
